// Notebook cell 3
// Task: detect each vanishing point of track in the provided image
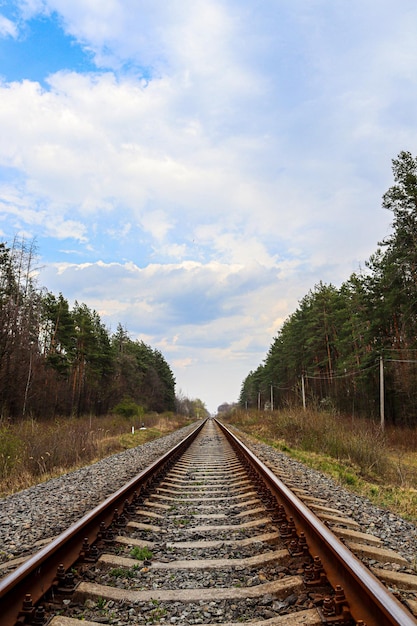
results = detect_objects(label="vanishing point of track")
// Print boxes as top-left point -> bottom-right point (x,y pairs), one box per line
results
1,418 -> 416,626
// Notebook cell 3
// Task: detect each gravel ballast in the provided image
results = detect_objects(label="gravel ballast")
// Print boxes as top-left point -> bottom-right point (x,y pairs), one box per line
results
0,422 -> 199,564
1,420 -> 416,572
244,437 -> 417,566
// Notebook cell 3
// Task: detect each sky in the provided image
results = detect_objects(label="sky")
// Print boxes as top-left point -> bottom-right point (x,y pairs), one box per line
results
0,1 -> 417,413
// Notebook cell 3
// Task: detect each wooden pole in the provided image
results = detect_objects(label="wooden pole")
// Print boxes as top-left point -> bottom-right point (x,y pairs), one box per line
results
301,374 -> 306,411
380,355 -> 385,431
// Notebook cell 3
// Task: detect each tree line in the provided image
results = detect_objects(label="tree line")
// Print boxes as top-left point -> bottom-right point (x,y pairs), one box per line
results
239,151 -> 417,425
0,239 -> 177,419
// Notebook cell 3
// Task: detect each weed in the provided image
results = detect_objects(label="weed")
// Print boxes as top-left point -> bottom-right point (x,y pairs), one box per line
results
0,428 -> 24,479
340,471 -> 357,486
130,545 -> 153,560
109,565 -> 140,578
173,517 -> 191,526
147,599 -> 167,621
96,597 -> 106,610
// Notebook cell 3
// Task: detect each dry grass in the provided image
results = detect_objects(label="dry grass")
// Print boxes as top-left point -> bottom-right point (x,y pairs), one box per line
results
224,408 -> 417,523
0,412 -> 192,497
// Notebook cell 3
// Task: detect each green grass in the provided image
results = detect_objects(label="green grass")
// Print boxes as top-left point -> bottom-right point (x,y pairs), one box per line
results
173,518 -> 191,526
129,545 -> 153,560
109,565 -> 140,578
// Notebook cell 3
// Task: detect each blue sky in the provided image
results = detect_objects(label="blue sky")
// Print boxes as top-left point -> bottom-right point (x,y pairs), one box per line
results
1,1 -> 417,412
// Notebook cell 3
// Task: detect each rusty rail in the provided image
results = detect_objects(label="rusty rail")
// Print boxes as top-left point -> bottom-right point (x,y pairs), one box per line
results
0,420 -> 205,626
217,419 -> 417,626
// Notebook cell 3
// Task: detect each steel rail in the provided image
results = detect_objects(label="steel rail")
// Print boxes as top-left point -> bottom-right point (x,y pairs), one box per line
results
217,419 -> 417,626
0,419 -> 206,626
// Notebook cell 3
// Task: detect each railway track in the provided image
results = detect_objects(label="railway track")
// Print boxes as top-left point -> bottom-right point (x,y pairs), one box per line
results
1,418 -> 416,626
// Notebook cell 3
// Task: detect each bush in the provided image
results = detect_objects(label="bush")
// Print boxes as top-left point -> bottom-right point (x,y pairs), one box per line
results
112,399 -> 145,418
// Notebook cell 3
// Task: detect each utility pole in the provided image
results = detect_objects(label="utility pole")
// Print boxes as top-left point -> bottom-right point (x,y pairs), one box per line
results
380,355 -> 385,431
301,373 -> 306,411
270,383 -> 274,411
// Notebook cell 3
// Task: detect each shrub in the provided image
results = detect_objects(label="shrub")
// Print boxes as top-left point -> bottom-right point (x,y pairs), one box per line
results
113,399 -> 144,418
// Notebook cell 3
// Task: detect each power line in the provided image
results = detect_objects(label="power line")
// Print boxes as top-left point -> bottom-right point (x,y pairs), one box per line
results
304,361 -> 379,381
385,358 -> 417,364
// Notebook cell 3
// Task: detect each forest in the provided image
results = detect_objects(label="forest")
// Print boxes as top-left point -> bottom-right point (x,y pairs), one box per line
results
0,239 -> 177,419
239,151 -> 417,425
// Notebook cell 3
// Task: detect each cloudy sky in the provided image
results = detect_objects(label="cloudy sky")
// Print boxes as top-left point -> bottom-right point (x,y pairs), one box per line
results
0,1 -> 416,412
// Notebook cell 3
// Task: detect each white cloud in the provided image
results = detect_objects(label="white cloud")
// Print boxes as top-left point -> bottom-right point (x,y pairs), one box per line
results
3,0 -> 417,409
140,209 -> 174,242
0,183 -> 88,241
154,242 -> 187,260
38,258 -> 281,337
37,254 -> 324,411
0,14 -> 18,38
16,1 -> 50,20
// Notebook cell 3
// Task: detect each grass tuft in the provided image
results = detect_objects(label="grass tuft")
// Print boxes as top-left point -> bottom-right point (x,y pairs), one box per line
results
130,545 -> 153,560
